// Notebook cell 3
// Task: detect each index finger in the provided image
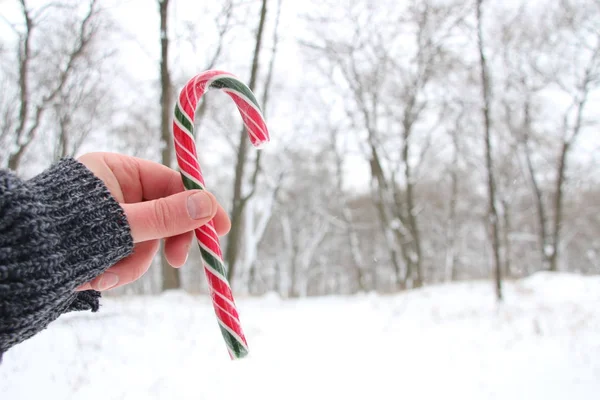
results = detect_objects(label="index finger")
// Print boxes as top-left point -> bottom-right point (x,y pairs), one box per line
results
103,153 -> 186,203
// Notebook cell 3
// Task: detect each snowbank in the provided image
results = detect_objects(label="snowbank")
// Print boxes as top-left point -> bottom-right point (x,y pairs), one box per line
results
2,272 -> 599,399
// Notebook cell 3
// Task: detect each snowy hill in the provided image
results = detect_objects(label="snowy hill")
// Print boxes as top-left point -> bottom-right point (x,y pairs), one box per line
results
2,272 -> 599,400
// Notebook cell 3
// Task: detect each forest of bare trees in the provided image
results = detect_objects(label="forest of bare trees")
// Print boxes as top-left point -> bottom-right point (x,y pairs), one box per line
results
1,0 -> 598,299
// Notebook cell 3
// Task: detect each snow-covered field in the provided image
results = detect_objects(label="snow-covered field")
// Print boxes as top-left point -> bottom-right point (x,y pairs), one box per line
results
2,272 -> 599,400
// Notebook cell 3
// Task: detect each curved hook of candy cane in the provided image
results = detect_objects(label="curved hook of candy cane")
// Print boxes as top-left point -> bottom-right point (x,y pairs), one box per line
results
172,70 -> 270,360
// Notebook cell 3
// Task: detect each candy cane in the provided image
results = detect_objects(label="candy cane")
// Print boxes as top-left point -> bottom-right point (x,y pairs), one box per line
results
172,70 -> 269,359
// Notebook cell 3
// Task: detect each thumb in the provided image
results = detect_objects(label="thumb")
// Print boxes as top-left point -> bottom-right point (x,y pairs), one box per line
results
121,190 -> 218,242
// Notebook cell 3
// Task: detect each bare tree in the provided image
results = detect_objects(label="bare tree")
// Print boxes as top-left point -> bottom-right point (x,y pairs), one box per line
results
303,0 -> 467,289
548,4 -> 600,271
3,0 -> 103,171
157,0 -> 180,290
241,0 -> 286,294
224,0 -> 268,284
496,0 -> 600,273
476,0 -> 503,301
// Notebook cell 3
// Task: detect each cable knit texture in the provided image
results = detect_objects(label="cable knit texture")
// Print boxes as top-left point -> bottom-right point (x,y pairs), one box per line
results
0,158 -> 134,361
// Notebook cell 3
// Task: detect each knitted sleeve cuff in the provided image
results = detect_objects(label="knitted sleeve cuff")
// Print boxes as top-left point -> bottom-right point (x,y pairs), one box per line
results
0,158 -> 134,355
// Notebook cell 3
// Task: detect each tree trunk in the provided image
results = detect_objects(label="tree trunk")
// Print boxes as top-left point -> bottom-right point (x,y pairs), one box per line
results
243,0 -> 282,293
158,0 -> 180,290
225,0 -> 268,284
369,145 -> 403,288
549,139 -> 568,272
477,0 -> 503,301
445,122 -> 460,281
501,199 -> 512,278
549,81 -> 590,271
402,116 -> 423,288
521,105 -> 549,270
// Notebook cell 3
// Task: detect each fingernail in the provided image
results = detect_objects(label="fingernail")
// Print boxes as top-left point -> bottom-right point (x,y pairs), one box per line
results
187,192 -> 214,220
96,273 -> 119,291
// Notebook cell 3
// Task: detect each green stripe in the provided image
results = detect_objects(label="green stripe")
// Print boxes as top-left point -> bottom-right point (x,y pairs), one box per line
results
199,246 -> 228,278
219,325 -> 248,358
180,173 -> 204,191
174,103 -> 194,134
210,77 -> 262,110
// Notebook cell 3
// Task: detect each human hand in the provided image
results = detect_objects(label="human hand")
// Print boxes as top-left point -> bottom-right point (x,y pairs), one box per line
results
75,152 -> 231,292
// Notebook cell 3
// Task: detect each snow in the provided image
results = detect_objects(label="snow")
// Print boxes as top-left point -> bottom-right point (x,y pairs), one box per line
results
2,272 -> 600,400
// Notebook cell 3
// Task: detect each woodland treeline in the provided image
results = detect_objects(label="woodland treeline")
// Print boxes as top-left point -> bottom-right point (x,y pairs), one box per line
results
1,0 -> 598,299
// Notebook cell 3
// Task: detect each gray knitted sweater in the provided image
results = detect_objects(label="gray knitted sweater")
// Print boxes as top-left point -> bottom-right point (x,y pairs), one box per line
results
0,158 -> 135,361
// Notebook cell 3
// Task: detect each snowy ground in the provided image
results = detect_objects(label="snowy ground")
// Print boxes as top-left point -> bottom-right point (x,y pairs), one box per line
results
1,272 -> 599,400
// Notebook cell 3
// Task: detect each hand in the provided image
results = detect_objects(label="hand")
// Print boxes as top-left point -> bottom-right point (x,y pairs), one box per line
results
75,152 -> 231,292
